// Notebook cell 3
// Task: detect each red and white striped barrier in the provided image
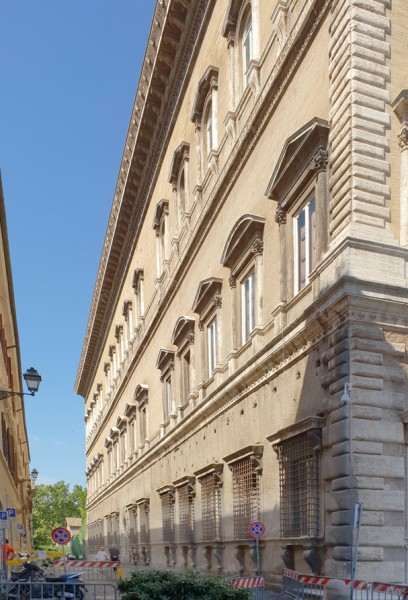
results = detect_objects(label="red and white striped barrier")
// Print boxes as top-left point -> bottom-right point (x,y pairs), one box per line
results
53,560 -> 119,568
372,582 -> 408,595
284,569 -> 408,596
230,576 -> 265,589
284,569 -> 368,590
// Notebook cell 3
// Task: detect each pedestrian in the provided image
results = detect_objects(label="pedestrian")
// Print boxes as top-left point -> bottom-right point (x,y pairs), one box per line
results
109,546 -> 119,572
96,547 -> 109,561
2,539 -> 16,561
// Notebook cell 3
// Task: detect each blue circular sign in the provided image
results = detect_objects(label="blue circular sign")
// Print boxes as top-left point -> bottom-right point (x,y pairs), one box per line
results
248,521 -> 265,538
51,527 -> 71,545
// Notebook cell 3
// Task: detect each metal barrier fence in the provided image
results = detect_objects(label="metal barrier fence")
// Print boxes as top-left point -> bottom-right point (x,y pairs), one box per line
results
283,569 -> 408,600
50,562 -> 120,582
0,581 -> 117,600
226,576 -> 265,599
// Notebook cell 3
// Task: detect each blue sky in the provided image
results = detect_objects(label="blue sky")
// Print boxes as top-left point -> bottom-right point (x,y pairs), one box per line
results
0,1 -> 156,487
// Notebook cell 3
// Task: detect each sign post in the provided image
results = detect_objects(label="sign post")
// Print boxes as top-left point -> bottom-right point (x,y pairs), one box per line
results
7,508 -> 16,549
350,503 -> 363,600
0,511 -> 9,579
248,521 -> 265,576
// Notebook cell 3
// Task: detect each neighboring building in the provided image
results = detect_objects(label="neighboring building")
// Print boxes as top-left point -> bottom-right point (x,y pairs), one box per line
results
75,0 -> 408,587
0,176 -> 33,555
65,517 -> 82,539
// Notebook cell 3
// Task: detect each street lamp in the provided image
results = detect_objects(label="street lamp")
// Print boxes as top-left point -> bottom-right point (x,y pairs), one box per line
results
30,468 -> 39,482
0,367 -> 42,400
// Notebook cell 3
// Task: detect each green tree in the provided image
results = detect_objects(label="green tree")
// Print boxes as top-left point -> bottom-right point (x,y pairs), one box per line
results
32,481 -> 87,549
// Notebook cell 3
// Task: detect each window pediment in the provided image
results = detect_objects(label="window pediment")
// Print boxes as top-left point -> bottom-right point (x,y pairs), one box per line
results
152,199 -> 169,231
223,444 -> 263,470
168,142 -> 189,186
104,436 -> 113,449
110,427 -> 120,440
156,348 -> 175,373
267,416 -> 324,448
265,117 -> 329,210
191,66 -> 219,123
221,0 -> 245,38
122,300 -> 132,317
133,268 -> 144,289
171,316 -> 195,347
116,415 -> 128,430
221,214 -> 265,271
192,277 -> 223,317
134,384 -> 149,404
124,402 -> 137,418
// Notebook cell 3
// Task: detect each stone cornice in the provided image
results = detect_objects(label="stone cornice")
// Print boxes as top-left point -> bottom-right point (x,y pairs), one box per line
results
75,0 -> 216,398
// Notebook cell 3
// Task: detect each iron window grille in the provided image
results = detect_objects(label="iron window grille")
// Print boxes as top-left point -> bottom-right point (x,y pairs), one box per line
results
139,501 -> 150,545
178,482 -> 195,544
128,506 -> 138,546
231,457 -> 261,540
275,431 -> 320,538
201,473 -> 222,542
160,490 -> 175,544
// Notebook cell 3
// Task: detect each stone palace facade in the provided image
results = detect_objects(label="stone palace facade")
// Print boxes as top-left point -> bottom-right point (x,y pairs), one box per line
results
75,0 -> 408,586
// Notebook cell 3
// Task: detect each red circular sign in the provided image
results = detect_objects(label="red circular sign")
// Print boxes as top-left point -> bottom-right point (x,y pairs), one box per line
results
51,527 -> 71,545
248,521 -> 265,538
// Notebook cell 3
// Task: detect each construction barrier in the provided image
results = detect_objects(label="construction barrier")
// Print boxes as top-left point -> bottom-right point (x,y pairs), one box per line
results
283,569 -> 408,600
227,576 -> 265,599
51,560 -> 120,582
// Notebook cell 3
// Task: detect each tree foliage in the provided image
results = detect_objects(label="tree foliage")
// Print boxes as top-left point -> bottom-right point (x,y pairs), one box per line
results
118,570 -> 252,600
32,481 -> 87,549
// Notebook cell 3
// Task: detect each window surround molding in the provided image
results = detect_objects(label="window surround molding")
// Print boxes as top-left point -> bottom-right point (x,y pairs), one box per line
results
132,268 -> 145,332
221,215 -> 265,360
122,299 -> 134,351
124,402 -> 138,462
157,484 -> 176,564
171,316 -> 196,417
134,384 -> 149,451
152,199 -> 170,279
265,117 -> 329,302
222,0 -> 260,108
168,142 -> 190,239
267,417 -> 324,573
223,444 -> 263,560
192,278 -> 223,395
156,348 -> 176,434
191,66 -> 219,178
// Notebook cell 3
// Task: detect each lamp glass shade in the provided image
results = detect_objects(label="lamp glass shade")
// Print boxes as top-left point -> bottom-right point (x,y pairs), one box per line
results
31,468 -> 39,481
23,368 -> 42,394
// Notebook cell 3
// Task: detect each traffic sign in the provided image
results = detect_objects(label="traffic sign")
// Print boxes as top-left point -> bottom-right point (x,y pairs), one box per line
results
0,512 -> 8,529
51,527 -> 71,545
7,508 -> 16,520
248,521 -> 265,538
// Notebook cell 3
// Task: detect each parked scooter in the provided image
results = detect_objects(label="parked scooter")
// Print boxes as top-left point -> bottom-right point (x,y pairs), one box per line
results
7,562 -> 86,600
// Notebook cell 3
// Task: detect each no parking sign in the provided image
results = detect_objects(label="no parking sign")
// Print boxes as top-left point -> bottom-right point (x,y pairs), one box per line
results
51,527 -> 71,545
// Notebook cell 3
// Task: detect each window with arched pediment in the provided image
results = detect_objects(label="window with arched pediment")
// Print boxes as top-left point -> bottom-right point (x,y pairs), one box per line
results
171,316 -> 196,406
168,143 -> 189,236
191,67 -> 219,177
221,214 -> 265,351
222,0 -> 260,107
192,278 -> 223,382
152,200 -> 170,278
134,384 -> 149,451
156,349 -> 176,433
